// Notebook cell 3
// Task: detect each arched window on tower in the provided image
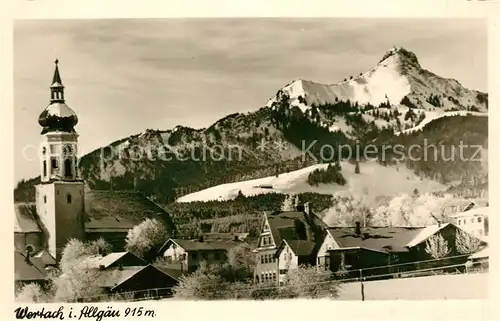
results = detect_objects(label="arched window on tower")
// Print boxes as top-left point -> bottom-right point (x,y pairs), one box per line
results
64,158 -> 72,178
43,160 -> 47,178
51,157 -> 59,175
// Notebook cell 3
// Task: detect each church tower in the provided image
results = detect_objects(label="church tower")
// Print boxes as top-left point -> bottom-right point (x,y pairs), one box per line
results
35,59 -> 86,261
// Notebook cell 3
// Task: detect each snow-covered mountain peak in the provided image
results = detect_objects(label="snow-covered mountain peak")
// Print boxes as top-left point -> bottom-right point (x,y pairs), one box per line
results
267,47 -> 487,114
378,47 -> 421,70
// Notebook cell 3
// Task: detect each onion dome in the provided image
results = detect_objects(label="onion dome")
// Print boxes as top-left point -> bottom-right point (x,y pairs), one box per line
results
38,59 -> 78,134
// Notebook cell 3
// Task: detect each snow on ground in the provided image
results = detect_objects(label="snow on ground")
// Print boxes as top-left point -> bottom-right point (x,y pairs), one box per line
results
176,160 -> 446,203
396,110 -> 487,136
337,273 -> 487,300
328,118 -> 351,133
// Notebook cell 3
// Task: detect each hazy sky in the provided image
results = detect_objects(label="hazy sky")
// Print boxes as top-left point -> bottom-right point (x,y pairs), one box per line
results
14,18 -> 487,181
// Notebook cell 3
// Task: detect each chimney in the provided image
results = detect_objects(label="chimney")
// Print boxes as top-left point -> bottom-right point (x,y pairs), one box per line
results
99,264 -> 105,270
24,250 -> 31,263
355,222 -> 362,236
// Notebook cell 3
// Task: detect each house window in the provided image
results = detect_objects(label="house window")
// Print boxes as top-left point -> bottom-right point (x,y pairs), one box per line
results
43,195 -> 47,203
288,253 -> 292,261
272,272 -> 276,281
261,255 -> 264,264
478,217 -> 482,223
262,237 -> 267,246
457,219 -> 461,225
165,256 -> 172,263
279,269 -> 288,275
43,160 -> 47,177
264,255 -> 269,264
471,218 -> 475,223
67,193 -> 72,204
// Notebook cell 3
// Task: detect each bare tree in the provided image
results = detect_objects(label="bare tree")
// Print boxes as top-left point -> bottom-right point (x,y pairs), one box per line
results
425,234 -> 451,259
455,229 -> 481,255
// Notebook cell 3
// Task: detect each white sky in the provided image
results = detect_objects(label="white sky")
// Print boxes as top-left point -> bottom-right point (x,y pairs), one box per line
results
14,18 -> 487,181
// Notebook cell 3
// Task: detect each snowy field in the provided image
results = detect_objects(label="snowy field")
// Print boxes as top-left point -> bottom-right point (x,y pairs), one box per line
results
176,160 -> 446,203
396,110 -> 487,136
337,273 -> 488,300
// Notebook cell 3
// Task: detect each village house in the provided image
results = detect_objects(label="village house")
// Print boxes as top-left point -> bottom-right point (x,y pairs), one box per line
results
157,236 -> 247,273
52,251 -> 178,299
13,60 -> 176,265
253,203 -> 327,284
254,202 -> 486,285
322,222 -> 486,278
449,202 -> 489,241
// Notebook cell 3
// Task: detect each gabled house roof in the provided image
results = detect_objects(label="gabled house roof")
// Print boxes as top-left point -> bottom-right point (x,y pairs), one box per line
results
449,206 -> 489,219
84,191 -> 176,233
95,266 -> 145,289
327,226 -> 423,253
14,251 -> 47,282
469,246 -> 489,260
266,209 -> 328,248
97,251 -> 147,269
158,238 -> 243,254
14,203 -> 41,233
406,223 -> 450,248
95,264 -> 178,291
276,239 -> 316,257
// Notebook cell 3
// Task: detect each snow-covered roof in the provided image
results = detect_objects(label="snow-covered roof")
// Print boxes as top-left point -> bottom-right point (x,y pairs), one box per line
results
98,252 -> 128,269
470,247 -> 489,259
406,223 -> 450,248
449,206 -> 489,218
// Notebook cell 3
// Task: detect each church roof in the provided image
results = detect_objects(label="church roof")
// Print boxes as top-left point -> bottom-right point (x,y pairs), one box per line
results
14,191 -> 176,235
14,203 -> 41,233
84,191 -> 176,233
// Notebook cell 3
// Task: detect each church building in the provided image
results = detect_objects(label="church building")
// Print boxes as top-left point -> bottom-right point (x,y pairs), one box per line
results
14,60 -> 175,263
